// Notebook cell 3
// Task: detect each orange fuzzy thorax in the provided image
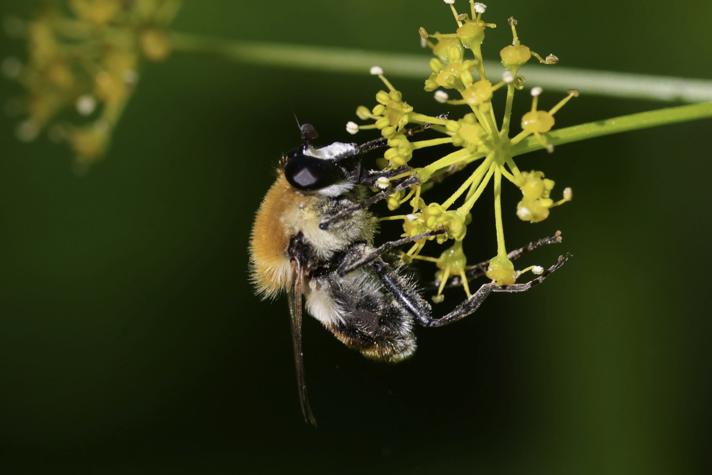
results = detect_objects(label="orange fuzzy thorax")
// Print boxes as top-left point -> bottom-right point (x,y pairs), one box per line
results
249,173 -> 305,299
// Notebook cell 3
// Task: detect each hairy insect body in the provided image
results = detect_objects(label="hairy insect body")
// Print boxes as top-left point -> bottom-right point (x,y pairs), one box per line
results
250,172 -> 420,362
248,124 -> 567,424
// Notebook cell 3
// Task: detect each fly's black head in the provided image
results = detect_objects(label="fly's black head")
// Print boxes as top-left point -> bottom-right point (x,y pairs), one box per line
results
283,148 -> 349,191
282,123 -> 361,193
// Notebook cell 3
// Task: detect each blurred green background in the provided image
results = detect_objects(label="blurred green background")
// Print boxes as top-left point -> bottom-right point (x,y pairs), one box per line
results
1,1 -> 711,474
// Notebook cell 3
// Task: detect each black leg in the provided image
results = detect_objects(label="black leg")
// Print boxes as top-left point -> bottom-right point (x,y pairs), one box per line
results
368,259 -> 433,322
319,175 -> 420,230
371,253 -> 570,328
337,231 -> 443,276
358,166 -> 411,186
422,254 -> 570,328
355,123 -> 435,156
442,231 -> 564,288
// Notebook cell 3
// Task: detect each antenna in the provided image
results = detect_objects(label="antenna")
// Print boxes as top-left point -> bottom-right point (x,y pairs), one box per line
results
293,113 -> 319,143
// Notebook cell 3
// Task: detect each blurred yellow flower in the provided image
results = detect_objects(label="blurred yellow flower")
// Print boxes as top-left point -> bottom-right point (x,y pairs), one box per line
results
4,0 -> 181,167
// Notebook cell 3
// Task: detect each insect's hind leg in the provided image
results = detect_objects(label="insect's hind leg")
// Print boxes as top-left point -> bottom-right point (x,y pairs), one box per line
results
421,254 -> 570,328
371,253 -> 570,329
444,230 -> 564,288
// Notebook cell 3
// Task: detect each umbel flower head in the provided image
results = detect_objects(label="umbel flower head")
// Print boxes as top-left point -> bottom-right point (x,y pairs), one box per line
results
347,1 -> 576,302
3,0 -> 181,169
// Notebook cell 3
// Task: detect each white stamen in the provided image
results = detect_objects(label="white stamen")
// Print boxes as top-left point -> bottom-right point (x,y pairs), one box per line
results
474,2 -> 487,14
406,214 -> 418,221
1,57 -> 22,79
434,90 -> 449,103
369,65 -> 384,76
443,0 -> 456,4
375,177 -> 390,190
16,120 -> 40,142
531,86 -> 543,97
545,53 -> 559,65
76,95 -> 97,116
502,70 -> 514,84
517,207 -> 532,220
532,265 -> 544,275
563,187 -> 573,201
345,121 -> 359,135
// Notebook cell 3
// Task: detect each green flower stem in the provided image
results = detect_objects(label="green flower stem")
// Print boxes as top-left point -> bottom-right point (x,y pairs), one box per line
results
170,32 -> 712,103
493,169 -> 507,257
412,137 -> 454,149
511,102 -> 712,157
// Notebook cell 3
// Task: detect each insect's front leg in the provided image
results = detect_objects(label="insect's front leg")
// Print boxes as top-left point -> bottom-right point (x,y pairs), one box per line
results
319,175 -> 420,230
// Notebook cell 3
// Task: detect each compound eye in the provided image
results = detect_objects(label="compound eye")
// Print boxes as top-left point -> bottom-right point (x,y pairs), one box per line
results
284,152 -> 346,191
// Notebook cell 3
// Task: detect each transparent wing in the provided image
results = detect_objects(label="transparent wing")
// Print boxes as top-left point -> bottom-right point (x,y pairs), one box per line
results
287,259 -> 317,426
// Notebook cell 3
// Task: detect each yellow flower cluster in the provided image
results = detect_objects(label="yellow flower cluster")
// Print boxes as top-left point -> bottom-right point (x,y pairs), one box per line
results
4,0 -> 181,168
347,1 -> 576,301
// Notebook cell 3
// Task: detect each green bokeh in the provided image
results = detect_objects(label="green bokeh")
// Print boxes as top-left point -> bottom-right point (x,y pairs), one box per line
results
1,1 -> 711,474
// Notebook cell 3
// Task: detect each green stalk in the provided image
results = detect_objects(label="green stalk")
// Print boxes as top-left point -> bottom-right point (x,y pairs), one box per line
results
169,33 -> 712,160
511,102 -> 712,157
170,32 -> 712,103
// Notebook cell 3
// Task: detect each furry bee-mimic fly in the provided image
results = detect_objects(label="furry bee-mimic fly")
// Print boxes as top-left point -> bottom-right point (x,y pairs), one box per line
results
249,122 -> 568,425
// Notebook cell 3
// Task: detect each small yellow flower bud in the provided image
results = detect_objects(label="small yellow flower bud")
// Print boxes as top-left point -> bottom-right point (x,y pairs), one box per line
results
521,110 -> 555,134
431,37 -> 462,62
437,242 -> 468,274
462,79 -> 493,105
387,192 -> 402,211
356,106 -> 371,120
443,211 -> 467,241
376,90 -> 391,105
457,21 -> 485,48
384,134 -> 414,166
140,29 -> 172,62
403,214 -> 427,238
423,203 -> 445,228
500,44 -> 531,68
517,198 -> 552,223
372,104 -> 386,116
69,0 -> 122,25
486,255 -> 517,285
449,114 -> 484,151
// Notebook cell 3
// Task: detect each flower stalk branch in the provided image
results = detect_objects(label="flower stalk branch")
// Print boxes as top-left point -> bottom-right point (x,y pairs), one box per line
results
169,32 -> 712,104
